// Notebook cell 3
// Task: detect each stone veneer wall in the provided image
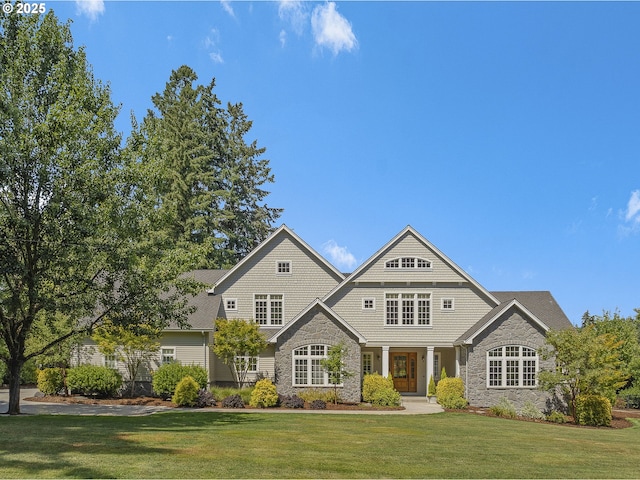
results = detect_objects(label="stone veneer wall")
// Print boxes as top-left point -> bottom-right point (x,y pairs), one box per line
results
463,306 -> 557,411
274,306 -> 362,402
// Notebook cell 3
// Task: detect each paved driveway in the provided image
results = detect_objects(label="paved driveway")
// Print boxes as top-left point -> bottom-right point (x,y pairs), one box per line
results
1,387 -> 443,416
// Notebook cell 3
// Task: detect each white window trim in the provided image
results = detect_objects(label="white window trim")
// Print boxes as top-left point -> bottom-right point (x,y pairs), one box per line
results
441,298 -> 455,311
384,257 -> 433,270
486,345 -> 538,389
234,355 -> 259,373
254,293 -> 284,326
362,298 -> 376,310
161,347 -> 176,365
104,354 -> 117,369
276,260 -> 292,275
362,352 -> 374,376
292,344 -> 339,387
225,298 -> 238,312
384,291 -> 432,327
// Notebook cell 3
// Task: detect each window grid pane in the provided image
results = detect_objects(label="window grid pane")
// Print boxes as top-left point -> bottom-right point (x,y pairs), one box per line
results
294,359 -> 307,385
401,294 -> 414,325
489,359 -> 502,387
270,295 -> 283,325
417,295 -> 431,325
386,294 -> 399,325
255,295 -> 268,325
522,359 -> 537,386
401,257 -> 415,268
506,360 -> 519,386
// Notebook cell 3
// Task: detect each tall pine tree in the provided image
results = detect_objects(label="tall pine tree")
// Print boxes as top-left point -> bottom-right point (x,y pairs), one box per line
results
127,66 -> 281,268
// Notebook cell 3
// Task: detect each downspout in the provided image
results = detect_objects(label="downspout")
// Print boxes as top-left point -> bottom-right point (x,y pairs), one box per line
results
201,331 -> 209,388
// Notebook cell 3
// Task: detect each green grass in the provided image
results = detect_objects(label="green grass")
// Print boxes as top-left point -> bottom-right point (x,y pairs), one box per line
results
0,411 -> 639,478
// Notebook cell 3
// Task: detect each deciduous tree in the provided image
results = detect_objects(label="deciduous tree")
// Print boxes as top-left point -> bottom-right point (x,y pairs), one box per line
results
320,342 -> 353,404
211,318 -> 268,388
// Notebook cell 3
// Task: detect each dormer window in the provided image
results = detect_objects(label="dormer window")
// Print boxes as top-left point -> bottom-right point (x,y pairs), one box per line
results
385,257 -> 431,270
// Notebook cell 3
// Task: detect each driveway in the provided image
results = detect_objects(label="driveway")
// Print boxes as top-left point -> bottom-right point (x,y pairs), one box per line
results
0,387 -> 443,416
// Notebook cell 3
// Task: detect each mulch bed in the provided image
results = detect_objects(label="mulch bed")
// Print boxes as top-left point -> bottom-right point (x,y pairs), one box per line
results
24,394 -> 403,411
447,406 -> 640,429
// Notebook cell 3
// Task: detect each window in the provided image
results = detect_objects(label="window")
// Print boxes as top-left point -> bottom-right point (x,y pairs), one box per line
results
293,345 -> 332,386
362,352 -> 373,376
487,346 -> 538,388
161,347 -> 176,365
385,257 -> 431,269
441,298 -> 454,311
254,294 -> 283,325
276,261 -> 291,274
386,293 -> 431,325
104,354 -> 117,369
234,355 -> 258,373
225,298 -> 237,311
362,298 -> 375,310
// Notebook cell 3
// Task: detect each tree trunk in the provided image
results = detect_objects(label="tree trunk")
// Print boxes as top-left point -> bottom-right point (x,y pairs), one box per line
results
6,357 -> 24,415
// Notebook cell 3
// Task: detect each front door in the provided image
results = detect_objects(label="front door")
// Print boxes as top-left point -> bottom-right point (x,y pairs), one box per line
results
391,352 -> 417,392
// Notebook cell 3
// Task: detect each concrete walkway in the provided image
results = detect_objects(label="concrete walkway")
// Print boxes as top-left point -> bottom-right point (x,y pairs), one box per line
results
1,388 -> 443,416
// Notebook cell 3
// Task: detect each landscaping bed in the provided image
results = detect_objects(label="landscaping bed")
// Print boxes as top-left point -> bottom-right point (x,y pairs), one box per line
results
24,394 -> 403,411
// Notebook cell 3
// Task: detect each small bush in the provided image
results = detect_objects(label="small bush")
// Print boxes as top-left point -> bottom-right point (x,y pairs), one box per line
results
152,363 -> 207,398
279,394 -> 305,409
435,377 -> 467,409
575,394 -> 612,427
249,378 -> 279,408
20,359 -> 38,384
546,410 -> 567,424
618,384 -> 640,409
489,397 -> 517,418
298,388 -> 336,403
172,376 -> 200,407
37,368 -> 65,395
310,399 -> 326,410
222,393 -> 245,408
427,376 -> 436,397
196,389 -> 217,408
362,373 -> 401,407
520,401 -> 545,420
67,365 -> 122,397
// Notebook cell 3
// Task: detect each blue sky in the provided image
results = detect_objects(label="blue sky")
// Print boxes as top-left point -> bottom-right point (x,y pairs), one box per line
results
45,0 -> 639,324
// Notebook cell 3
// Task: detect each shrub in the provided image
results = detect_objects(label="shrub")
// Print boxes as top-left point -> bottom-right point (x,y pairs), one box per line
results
520,401 -> 545,420
37,368 -> 65,395
435,377 -> 467,409
172,376 -> 200,407
618,384 -> 640,409
222,393 -> 245,408
298,388 -> 336,403
362,373 -> 401,407
310,399 -> 326,410
249,378 -> 278,408
575,394 -> 612,427
546,411 -> 568,424
489,397 -> 517,419
427,376 -> 436,397
67,365 -> 122,397
20,359 -> 38,384
279,394 -> 305,409
196,389 -> 217,408
152,363 -> 207,398
211,386 -> 253,405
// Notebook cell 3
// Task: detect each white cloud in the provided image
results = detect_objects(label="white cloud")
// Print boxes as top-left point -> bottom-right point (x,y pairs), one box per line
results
279,0 -> 308,36
279,29 -> 287,48
220,0 -> 234,17
209,52 -> 224,64
311,2 -> 358,55
204,29 -> 224,64
624,190 -> 640,223
75,0 -> 104,21
322,239 -> 357,271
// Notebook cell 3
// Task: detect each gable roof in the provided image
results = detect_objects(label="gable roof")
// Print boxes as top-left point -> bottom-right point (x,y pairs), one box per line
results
268,298 -> 367,344
209,224 -> 345,293
323,225 -> 499,305
165,269 -> 226,331
455,291 -> 573,345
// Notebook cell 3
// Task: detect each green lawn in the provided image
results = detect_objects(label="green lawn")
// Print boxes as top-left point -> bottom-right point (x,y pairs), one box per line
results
0,411 -> 638,478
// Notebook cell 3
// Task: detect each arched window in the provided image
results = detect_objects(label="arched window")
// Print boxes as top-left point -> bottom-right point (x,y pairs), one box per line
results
487,346 -> 537,388
385,257 -> 432,269
293,345 -> 329,386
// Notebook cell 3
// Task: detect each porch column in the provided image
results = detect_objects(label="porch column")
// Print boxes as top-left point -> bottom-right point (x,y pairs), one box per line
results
426,346 -> 434,396
382,346 -> 390,377
455,346 -> 461,377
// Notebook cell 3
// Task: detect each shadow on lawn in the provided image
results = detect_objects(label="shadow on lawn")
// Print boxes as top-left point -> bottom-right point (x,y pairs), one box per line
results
0,412 -> 263,478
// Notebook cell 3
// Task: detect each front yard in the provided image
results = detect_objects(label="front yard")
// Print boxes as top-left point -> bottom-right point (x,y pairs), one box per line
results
0,411 -> 639,478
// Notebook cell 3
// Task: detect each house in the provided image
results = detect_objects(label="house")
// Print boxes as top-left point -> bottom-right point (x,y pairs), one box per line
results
210,225 -> 572,409
82,225 -> 573,409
